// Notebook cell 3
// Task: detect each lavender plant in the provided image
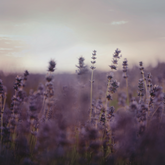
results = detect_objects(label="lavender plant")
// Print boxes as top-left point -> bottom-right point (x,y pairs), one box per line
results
90,50 -> 96,122
1,50 -> 165,165
138,78 -> 145,103
0,80 -> 6,143
139,61 -> 147,98
43,60 -> 56,121
76,56 -> 87,76
107,49 -> 121,99
122,58 -> 129,105
102,49 -> 121,158
106,49 -> 121,116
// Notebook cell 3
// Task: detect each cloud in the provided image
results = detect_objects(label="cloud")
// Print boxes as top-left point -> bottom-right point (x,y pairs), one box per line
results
0,0 -> 164,73
0,0 -> 164,44
111,21 -> 128,25
0,36 -> 29,56
105,0 -> 165,15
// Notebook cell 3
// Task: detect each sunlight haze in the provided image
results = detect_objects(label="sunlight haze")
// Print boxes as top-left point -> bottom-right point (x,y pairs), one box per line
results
0,0 -> 165,73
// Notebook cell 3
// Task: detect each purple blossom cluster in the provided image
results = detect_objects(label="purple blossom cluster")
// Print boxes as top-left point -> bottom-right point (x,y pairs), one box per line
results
0,51 -> 165,165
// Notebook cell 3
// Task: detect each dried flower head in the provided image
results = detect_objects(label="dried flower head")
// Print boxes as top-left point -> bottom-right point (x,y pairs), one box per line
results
76,56 -> 88,75
23,70 -> 29,81
107,72 -> 114,80
109,48 -> 122,71
139,61 -> 144,74
90,50 -> 97,70
24,70 -> 29,77
48,60 -> 56,72
109,80 -> 120,94
113,48 -> 122,59
122,58 -> 128,72
109,64 -> 117,70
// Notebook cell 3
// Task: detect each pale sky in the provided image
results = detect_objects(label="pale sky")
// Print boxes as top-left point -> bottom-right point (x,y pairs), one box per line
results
0,0 -> 165,73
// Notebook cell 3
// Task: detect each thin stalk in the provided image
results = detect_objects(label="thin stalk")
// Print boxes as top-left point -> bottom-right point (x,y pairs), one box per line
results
1,93 -> 6,143
95,119 -> 97,129
46,106 -> 50,121
142,73 -> 148,98
160,104 -> 165,123
105,79 -> 111,123
93,105 -> 97,129
13,90 -> 17,116
148,81 -> 150,95
90,69 -> 94,122
0,95 -> 2,110
126,77 -> 129,105
0,94 -> 2,143
139,95 -> 141,104
146,100 -> 151,128
146,81 -> 151,126
2,93 -> 6,112
29,121 -> 36,155
150,106 -> 159,119
41,96 -> 46,116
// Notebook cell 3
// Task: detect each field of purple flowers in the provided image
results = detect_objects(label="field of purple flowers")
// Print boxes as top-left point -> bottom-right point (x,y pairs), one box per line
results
0,49 -> 165,165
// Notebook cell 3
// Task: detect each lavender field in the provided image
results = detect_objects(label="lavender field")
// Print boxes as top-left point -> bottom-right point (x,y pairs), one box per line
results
0,49 -> 165,165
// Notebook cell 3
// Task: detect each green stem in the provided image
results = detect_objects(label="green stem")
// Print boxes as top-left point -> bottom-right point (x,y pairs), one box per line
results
0,93 -> 6,143
142,73 -> 148,99
105,80 -> 111,123
90,70 -> 94,122
151,106 -> 159,119
0,95 -> 2,143
126,77 -> 129,105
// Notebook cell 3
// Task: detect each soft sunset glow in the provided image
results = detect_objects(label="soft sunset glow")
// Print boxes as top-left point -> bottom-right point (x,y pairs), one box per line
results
0,0 -> 165,73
